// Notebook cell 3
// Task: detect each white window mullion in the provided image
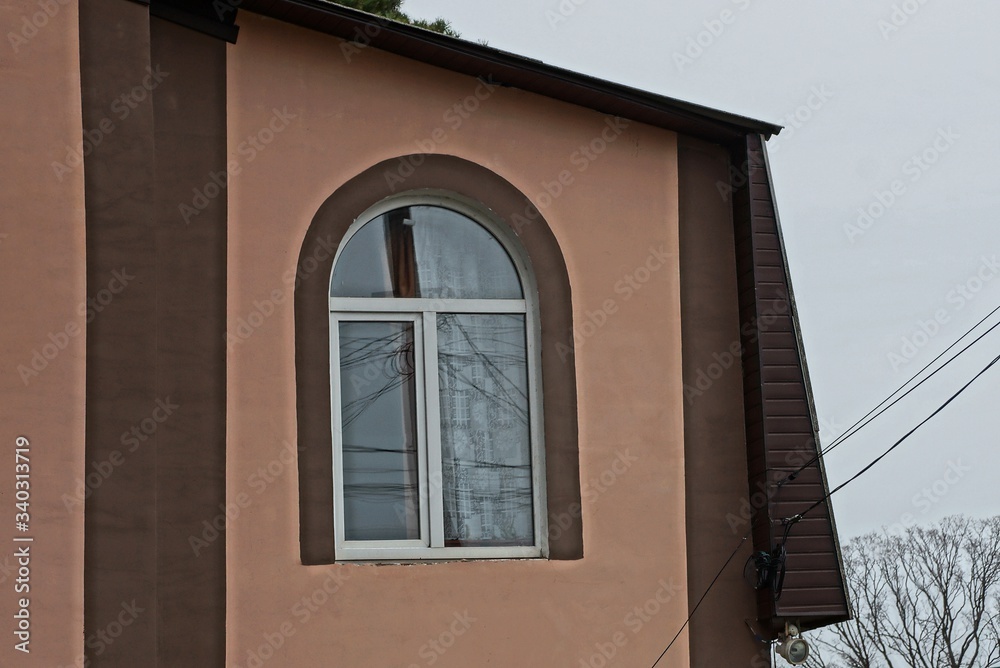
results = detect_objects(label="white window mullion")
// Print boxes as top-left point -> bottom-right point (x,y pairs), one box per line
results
422,311 -> 445,548
329,315 -> 348,552
412,315 -> 431,548
525,306 -> 548,557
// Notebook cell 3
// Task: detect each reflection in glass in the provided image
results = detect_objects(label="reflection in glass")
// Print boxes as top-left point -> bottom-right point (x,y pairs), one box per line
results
331,206 -> 523,299
339,321 -> 420,541
437,314 -> 533,546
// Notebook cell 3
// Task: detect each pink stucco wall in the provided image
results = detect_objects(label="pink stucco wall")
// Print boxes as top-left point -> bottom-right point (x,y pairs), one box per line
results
226,13 -> 688,667
0,0 -> 86,664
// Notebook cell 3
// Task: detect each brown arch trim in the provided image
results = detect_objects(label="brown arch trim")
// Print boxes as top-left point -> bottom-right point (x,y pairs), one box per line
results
295,154 -> 582,563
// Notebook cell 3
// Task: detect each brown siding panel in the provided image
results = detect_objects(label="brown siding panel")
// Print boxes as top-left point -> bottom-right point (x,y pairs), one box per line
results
733,134 -> 849,633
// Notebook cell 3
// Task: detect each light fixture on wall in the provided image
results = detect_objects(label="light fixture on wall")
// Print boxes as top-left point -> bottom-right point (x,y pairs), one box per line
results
776,623 -> 810,665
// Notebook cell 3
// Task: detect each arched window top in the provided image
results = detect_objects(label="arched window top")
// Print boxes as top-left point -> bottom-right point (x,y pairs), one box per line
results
326,192 -> 543,561
330,203 -> 523,300
296,157 -> 582,565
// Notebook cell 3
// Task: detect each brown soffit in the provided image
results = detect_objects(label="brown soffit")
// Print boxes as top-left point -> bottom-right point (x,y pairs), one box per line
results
759,136 -> 852,627
236,0 -> 782,144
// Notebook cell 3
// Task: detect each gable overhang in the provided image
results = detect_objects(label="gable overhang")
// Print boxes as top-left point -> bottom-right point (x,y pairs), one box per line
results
731,135 -> 851,634
233,0 -> 781,145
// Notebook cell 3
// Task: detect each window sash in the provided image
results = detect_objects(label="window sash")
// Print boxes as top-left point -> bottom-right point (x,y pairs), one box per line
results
330,306 -> 545,561
331,312 -> 430,550
330,297 -> 527,313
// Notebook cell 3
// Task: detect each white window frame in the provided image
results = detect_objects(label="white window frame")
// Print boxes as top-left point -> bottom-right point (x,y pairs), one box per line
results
329,190 -> 547,561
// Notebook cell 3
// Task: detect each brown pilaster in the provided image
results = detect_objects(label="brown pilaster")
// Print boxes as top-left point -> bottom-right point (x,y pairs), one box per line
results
80,3 -> 228,664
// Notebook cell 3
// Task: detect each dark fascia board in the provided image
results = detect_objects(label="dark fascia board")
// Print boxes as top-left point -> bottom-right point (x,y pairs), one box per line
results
149,1 -> 240,43
237,0 -> 782,144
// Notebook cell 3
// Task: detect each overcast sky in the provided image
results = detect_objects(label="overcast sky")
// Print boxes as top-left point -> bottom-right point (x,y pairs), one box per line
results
405,0 -> 1000,538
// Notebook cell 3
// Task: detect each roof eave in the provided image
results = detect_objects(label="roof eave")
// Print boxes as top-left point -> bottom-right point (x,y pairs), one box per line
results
237,0 -> 782,144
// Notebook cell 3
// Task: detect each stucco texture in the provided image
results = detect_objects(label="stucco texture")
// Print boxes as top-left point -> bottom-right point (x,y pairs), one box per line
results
0,0 -> 86,664
226,13 -> 687,667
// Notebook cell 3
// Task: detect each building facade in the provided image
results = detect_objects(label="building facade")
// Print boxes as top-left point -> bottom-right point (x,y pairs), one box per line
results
0,1 -> 848,665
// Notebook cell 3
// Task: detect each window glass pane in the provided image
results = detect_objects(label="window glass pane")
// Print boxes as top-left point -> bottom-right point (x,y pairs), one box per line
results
330,217 -> 395,298
339,321 -> 420,541
331,205 -> 523,299
437,314 -> 533,546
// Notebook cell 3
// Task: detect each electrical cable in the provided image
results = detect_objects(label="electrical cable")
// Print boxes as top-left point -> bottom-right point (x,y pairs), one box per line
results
776,303 -> 1000,487
649,529 -> 751,668
787,349 -> 1000,523
649,338 -> 1000,668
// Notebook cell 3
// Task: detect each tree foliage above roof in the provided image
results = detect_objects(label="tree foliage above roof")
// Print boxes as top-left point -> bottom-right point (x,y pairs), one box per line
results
332,0 -> 459,37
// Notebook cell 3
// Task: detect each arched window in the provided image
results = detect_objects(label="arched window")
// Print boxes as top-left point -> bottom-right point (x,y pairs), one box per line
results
328,192 -> 546,560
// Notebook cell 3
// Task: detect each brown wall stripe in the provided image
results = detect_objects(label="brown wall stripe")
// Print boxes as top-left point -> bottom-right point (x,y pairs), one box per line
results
295,154 -> 583,563
148,16 -> 228,665
678,136 -> 766,665
80,3 -> 228,664
80,2 -> 158,662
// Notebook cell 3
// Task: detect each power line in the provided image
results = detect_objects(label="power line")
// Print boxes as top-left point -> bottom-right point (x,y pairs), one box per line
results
776,303 -> 1000,487
649,529 -> 751,668
649,318 -> 1000,668
648,305 -> 1000,667
788,349 -> 1000,523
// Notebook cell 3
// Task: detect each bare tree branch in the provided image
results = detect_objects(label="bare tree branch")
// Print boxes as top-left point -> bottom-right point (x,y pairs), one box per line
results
802,516 -> 1000,668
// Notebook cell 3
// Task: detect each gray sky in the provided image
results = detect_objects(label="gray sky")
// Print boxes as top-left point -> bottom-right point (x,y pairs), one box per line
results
406,0 -> 1000,538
